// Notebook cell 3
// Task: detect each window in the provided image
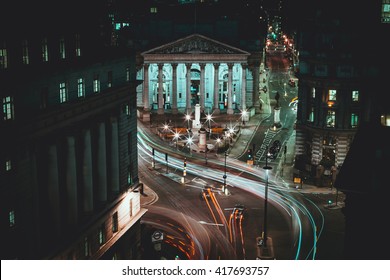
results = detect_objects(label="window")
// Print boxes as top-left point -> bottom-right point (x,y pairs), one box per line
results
352,90 -> 359,102
40,87 -> 48,109
75,34 -> 81,57
179,92 -> 182,99
22,40 -> 29,65
3,96 -> 14,120
59,37 -> 66,59
328,89 -> 337,101
326,110 -> 336,128
107,71 -> 113,88
150,7 -> 157,13
123,104 -> 130,116
5,159 -> 12,171
312,88 -> 316,99
99,223 -> 105,245
308,107 -> 314,122
93,74 -> 100,93
42,38 -> 49,62
84,237 -> 89,257
9,210 -> 15,227
127,165 -> 133,186
0,44 -> 8,69
126,66 -> 130,82
112,212 -> 118,233
77,78 -> 85,97
351,113 -> 359,128
59,82 -> 67,103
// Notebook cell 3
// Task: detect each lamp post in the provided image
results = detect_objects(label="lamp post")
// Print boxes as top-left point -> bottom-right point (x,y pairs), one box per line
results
262,145 -> 272,247
215,138 -> 221,155
223,152 -> 227,193
185,113 -> 191,130
206,113 -> 212,138
187,137 -> 193,156
173,132 -> 180,150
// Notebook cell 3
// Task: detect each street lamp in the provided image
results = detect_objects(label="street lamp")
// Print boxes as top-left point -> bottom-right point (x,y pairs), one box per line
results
262,145 -> 272,248
206,113 -> 212,138
241,109 -> 248,126
173,131 -> 180,150
223,152 -> 227,193
187,137 -> 193,155
215,138 -> 221,155
185,113 -> 191,130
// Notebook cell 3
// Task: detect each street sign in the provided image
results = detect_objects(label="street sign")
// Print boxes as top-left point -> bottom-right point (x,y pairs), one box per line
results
151,230 -> 164,243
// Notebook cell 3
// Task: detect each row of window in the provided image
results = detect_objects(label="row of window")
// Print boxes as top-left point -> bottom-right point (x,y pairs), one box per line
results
311,88 -> 360,103
2,67 -> 131,121
308,109 -> 359,128
0,35 -> 81,69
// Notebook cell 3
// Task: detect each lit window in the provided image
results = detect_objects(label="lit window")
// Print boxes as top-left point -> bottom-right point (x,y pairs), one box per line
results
352,90 -> 359,102
9,210 -> 15,227
351,113 -> 358,128
59,37 -> 66,59
326,110 -> 336,128
123,104 -> 130,116
75,34 -> 81,57
312,88 -> 316,98
99,224 -> 105,245
77,78 -> 85,97
0,45 -> 8,69
107,71 -> 113,88
150,7 -> 157,13
93,74 -> 100,93
5,159 -> 12,171
308,107 -> 314,122
22,39 -> 29,65
42,38 -> 49,62
2,96 -> 14,120
126,66 -> 130,82
112,212 -> 118,233
59,82 -> 67,103
328,90 -> 337,101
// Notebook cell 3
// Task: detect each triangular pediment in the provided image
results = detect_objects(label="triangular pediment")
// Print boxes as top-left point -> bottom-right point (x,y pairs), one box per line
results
142,33 -> 250,56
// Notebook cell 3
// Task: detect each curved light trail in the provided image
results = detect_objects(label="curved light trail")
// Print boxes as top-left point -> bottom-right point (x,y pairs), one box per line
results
137,125 -> 325,260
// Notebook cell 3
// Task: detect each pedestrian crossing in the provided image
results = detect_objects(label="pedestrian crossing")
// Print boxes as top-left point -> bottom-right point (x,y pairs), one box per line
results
254,129 -> 280,164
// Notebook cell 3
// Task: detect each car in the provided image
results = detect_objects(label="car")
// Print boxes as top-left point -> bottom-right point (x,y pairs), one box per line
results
267,145 -> 278,159
271,140 -> 281,152
288,78 -> 296,87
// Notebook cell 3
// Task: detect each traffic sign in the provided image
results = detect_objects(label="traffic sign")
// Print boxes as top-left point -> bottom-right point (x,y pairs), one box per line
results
151,230 -> 164,243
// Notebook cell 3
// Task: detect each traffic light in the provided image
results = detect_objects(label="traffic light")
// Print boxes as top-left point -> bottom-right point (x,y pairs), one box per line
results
247,149 -> 252,159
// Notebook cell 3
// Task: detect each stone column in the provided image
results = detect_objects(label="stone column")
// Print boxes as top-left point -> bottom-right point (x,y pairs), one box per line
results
97,122 -> 107,205
199,63 -> 206,112
47,143 -> 61,236
186,63 -> 192,112
65,135 -> 78,226
82,129 -> 93,215
157,63 -> 164,114
171,63 -> 178,114
143,63 -> 150,111
213,63 -> 220,114
241,63 -> 247,111
110,117 -> 120,196
227,63 -> 234,115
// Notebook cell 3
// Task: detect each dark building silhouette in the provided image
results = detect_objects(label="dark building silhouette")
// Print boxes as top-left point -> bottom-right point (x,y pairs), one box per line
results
1,1 -> 146,259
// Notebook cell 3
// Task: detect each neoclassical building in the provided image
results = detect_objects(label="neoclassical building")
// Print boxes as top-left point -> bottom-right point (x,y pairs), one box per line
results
136,34 -> 263,121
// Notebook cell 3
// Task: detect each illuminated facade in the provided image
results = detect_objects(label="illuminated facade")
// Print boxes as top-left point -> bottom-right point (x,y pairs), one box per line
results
137,34 -> 262,120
